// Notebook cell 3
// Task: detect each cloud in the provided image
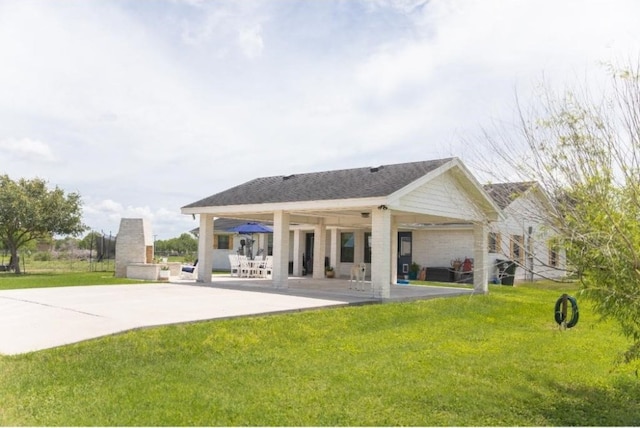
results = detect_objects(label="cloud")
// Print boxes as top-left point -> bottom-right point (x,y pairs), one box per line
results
178,0 -> 268,60
0,138 -> 56,163
2,0 -> 640,239
82,198 -> 196,238
238,25 -> 264,59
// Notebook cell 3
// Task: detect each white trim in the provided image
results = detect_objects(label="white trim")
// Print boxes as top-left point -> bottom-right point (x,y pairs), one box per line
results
181,197 -> 388,215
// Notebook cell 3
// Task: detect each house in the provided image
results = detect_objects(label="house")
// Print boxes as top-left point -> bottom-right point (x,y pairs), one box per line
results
418,182 -> 566,284
181,157 -> 502,298
483,182 -> 566,282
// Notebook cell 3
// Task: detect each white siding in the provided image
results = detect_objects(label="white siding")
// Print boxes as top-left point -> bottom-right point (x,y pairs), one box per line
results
493,191 -> 566,281
399,171 -> 484,221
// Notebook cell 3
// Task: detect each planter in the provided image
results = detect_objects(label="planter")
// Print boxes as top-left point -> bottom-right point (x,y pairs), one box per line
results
158,269 -> 170,281
325,270 -> 335,278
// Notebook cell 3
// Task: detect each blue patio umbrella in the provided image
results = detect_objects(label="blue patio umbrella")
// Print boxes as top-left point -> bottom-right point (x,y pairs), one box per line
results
227,222 -> 272,259
226,222 -> 273,234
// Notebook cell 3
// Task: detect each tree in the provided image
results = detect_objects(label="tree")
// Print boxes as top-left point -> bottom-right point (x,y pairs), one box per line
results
472,61 -> 640,364
79,231 -> 103,250
0,175 -> 86,273
154,233 -> 197,255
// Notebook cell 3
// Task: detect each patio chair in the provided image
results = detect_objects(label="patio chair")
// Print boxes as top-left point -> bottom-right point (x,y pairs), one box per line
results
238,255 -> 255,278
180,259 -> 198,280
228,254 -> 240,277
258,256 -> 273,278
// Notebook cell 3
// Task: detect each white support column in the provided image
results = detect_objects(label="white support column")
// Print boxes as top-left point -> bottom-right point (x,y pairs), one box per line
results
312,220 -> 327,279
371,207 -> 392,298
273,210 -> 290,288
292,229 -> 303,277
330,228 -> 339,275
197,214 -> 214,283
473,221 -> 489,294
257,234 -> 265,258
391,221 -> 398,285
354,231 -> 364,264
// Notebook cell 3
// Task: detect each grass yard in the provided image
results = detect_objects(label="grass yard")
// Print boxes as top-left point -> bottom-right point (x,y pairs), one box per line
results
0,271 -> 150,290
0,282 -> 638,426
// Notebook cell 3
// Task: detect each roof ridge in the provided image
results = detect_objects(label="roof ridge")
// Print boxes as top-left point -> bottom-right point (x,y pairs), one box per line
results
257,157 -> 457,180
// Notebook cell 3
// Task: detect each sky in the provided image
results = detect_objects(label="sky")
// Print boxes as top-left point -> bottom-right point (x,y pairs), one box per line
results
1,0 -> 639,239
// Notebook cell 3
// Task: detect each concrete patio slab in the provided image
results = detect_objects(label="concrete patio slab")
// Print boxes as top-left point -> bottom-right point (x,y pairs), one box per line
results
0,277 -> 474,355
0,283 -> 355,355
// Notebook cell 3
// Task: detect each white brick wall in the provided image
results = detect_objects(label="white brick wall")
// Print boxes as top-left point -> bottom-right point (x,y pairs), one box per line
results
115,218 -> 153,278
414,228 -> 474,268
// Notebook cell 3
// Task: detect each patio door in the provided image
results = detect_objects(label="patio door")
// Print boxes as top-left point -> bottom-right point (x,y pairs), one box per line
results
397,231 -> 412,279
305,233 -> 314,275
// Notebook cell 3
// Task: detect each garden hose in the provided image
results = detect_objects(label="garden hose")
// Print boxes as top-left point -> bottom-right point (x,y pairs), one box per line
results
554,294 -> 579,328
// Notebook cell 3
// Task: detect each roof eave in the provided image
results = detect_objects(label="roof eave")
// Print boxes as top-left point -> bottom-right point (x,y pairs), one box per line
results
181,196 -> 390,216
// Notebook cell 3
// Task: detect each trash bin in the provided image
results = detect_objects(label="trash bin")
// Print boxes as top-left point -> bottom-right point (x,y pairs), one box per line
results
496,259 -> 517,286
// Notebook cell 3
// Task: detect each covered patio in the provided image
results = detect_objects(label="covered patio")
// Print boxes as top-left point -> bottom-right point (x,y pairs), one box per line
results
174,274 -> 476,303
181,158 -> 501,298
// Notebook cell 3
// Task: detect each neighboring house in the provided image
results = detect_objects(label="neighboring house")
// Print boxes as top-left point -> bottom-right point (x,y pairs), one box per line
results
181,157 -> 502,298
419,182 -> 566,283
483,182 -> 566,282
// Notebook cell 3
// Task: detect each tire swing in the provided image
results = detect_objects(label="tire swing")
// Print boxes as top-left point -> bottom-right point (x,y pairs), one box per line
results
554,293 -> 579,329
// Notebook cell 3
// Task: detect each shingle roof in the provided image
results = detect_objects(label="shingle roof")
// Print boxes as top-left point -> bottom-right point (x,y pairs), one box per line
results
183,158 -> 454,208
483,182 -> 535,209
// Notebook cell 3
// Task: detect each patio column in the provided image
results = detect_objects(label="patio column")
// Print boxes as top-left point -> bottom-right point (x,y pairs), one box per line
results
473,221 -> 489,294
292,229 -> 303,276
391,221 -> 398,285
354,231 -> 364,265
371,206 -> 392,299
329,228 -> 339,276
312,219 -> 327,279
273,210 -> 290,289
196,213 -> 214,283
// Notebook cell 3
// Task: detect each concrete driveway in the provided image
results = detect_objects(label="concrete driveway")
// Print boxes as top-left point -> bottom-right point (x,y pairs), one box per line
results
0,283 -> 353,355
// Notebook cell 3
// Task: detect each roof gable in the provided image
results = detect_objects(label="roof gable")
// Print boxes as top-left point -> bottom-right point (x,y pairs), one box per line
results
483,182 -> 536,209
183,158 -> 454,209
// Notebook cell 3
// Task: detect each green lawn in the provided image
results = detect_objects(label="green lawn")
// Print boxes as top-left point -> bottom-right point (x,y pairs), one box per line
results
0,281 -> 638,426
0,271 -> 150,290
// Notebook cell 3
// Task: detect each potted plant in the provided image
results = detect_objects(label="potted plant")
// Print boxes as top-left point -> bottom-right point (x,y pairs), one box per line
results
409,262 -> 420,280
325,266 -> 335,278
159,265 -> 170,281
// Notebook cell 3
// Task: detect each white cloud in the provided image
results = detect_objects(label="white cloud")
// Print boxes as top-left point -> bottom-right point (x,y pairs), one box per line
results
0,138 -> 56,163
82,198 -> 196,238
1,0 -> 640,238
238,25 -> 264,59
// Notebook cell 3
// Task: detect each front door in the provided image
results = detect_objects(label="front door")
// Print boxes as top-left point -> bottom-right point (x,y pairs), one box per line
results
304,233 -> 314,275
397,231 -> 412,279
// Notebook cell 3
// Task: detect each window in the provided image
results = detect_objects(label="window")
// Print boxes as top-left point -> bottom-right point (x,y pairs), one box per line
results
215,235 -> 232,250
340,232 -> 354,263
488,232 -> 501,253
364,232 -> 372,263
549,240 -> 559,267
510,235 -> 524,264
